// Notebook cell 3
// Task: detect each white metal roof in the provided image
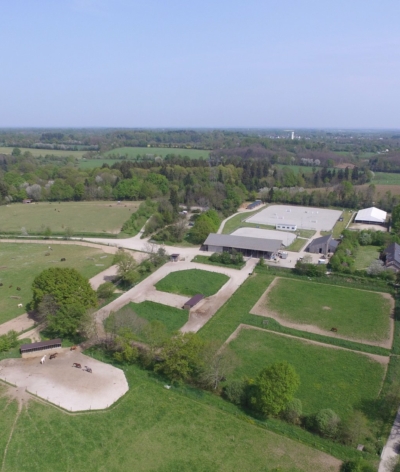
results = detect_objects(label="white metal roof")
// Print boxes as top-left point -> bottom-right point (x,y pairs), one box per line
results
355,207 -> 387,223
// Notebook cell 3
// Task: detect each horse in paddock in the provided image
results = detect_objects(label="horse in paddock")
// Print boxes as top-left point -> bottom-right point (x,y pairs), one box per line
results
330,327 -> 338,333
72,363 -> 81,369
49,353 -> 57,360
40,355 -> 47,364
70,346 -> 77,351
83,366 -> 92,373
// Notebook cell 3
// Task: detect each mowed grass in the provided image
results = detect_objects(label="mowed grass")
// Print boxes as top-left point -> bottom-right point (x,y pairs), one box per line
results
0,146 -> 85,158
266,278 -> 391,343
0,243 -> 113,323
372,172 -> 400,185
0,201 -> 140,234
222,208 -> 267,234
104,146 -> 210,159
155,269 -> 229,297
228,328 -> 384,419
354,246 -> 380,270
113,301 -> 188,335
1,365 -> 340,472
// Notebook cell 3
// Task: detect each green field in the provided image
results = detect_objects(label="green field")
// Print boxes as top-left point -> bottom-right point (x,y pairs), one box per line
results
0,146 -> 85,158
110,301 -> 188,336
0,243 -> 113,323
0,366 -> 340,472
229,328 -> 384,419
191,255 -> 244,270
155,269 -> 229,297
104,146 -> 210,159
0,201 -> 139,235
285,238 -> 308,252
372,172 -> 400,185
78,158 -> 129,169
266,278 -> 391,343
354,246 -> 380,270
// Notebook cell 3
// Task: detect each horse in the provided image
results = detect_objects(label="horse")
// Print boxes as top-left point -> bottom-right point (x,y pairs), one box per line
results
72,363 -> 81,368
40,355 -> 47,364
70,346 -> 77,351
49,353 -> 57,360
83,366 -> 92,373
330,327 -> 338,333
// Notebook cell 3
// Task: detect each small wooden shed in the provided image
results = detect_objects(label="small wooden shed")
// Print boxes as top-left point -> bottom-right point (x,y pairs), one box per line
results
183,294 -> 204,310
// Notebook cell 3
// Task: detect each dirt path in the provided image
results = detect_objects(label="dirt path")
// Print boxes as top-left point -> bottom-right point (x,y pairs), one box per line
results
250,277 -> 394,350
379,407 -> 400,472
224,324 -> 390,366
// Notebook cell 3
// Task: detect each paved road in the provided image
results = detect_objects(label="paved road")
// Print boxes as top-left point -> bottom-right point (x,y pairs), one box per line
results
379,408 -> 400,471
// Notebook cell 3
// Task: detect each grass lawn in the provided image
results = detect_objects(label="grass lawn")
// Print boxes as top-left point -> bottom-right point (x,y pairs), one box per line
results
222,209 -> 267,234
191,255 -> 244,270
285,238 -> 308,252
354,246 -> 380,270
155,269 -> 229,297
0,243 -> 113,323
104,146 -> 210,159
266,278 -> 391,343
0,146 -> 86,158
330,210 -> 353,238
228,328 -> 384,419
0,201 -> 140,235
0,364 -> 340,472
109,301 -> 188,336
372,172 -> 400,185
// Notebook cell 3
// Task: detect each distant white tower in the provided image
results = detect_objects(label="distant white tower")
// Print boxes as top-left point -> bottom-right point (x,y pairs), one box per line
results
290,131 -> 294,140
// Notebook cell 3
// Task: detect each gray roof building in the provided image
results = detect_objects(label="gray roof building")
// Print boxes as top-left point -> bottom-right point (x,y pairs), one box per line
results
305,234 -> 338,255
203,233 -> 282,258
383,242 -> 400,271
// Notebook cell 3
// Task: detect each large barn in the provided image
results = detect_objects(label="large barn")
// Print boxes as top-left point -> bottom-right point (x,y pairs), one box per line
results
354,207 -> 387,225
203,233 -> 282,259
305,234 -> 338,255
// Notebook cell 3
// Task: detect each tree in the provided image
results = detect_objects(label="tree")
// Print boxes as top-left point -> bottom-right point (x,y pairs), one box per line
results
97,282 -> 115,300
198,343 -> 238,390
155,332 -> 206,382
315,409 -> 341,438
339,411 -> 369,446
366,259 -> 384,276
30,267 -> 97,312
281,398 -> 302,424
250,362 -> 300,416
113,249 -> 138,284
47,302 -> 88,337
392,204 -> 400,232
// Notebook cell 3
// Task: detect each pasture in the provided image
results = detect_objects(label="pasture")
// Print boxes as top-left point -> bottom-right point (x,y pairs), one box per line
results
0,243 -> 113,323
103,146 -> 210,160
264,278 -> 392,344
0,366 -> 340,472
109,301 -> 188,336
228,328 -> 385,419
155,269 -> 229,297
371,172 -> 400,185
0,201 -> 140,235
0,146 -> 85,158
354,246 -> 380,270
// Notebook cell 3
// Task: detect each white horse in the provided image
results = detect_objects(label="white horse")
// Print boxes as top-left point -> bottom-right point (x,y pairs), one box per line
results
40,355 -> 47,364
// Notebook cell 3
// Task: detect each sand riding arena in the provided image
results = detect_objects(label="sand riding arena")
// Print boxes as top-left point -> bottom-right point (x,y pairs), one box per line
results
0,348 -> 129,412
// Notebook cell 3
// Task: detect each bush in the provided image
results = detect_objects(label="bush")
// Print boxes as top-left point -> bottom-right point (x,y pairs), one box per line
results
281,398 -> 302,424
0,330 -> 18,352
223,380 -> 246,405
315,409 -> 341,438
97,282 -> 115,300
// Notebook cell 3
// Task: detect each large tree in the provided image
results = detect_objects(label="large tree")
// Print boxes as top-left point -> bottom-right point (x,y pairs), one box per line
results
250,361 -> 300,417
30,267 -> 97,311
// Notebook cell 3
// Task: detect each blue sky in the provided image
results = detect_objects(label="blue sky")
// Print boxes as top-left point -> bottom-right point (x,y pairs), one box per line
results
1,0 -> 399,128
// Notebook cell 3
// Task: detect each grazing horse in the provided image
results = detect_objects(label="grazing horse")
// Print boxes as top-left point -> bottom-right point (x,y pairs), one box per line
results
40,355 -> 47,364
49,353 -> 57,360
330,327 -> 338,333
72,363 -> 81,368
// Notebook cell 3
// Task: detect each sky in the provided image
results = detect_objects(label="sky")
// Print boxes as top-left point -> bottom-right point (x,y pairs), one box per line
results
1,0 -> 399,128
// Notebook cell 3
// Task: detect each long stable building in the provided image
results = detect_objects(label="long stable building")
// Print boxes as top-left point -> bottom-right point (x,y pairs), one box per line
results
203,233 -> 282,259
20,339 -> 62,355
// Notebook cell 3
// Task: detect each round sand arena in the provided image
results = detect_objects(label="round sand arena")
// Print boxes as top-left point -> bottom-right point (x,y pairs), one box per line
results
0,349 -> 128,411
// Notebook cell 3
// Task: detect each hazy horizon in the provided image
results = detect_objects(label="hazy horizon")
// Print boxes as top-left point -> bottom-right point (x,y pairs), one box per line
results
1,0 -> 399,129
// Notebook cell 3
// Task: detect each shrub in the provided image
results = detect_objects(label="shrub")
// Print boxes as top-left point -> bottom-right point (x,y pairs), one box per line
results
97,282 -> 115,300
223,380 -> 246,405
315,409 -> 341,438
281,398 -> 302,424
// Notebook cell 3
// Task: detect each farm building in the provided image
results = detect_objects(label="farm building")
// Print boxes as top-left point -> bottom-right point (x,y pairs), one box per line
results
305,234 -> 338,255
20,339 -> 62,356
183,294 -> 204,310
247,200 -> 263,210
276,223 -> 297,231
203,233 -> 282,259
383,242 -> 400,271
354,207 -> 387,225
170,253 -> 180,262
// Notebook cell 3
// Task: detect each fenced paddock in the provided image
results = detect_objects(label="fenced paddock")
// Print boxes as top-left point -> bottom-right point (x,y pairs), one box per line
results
246,205 -> 342,231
